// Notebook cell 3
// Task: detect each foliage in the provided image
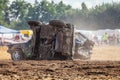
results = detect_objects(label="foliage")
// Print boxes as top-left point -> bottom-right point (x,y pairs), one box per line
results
0,0 -> 9,26
1,0 -> 120,30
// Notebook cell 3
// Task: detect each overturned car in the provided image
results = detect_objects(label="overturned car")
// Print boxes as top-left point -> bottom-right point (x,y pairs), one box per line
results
7,20 -> 94,61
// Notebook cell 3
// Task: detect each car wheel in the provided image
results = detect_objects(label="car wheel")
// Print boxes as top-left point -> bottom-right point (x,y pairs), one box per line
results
11,49 -> 25,61
49,20 -> 66,28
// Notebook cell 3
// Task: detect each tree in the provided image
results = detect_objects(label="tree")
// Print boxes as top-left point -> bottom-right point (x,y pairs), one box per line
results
81,2 -> 88,16
0,0 -> 9,26
9,0 -> 31,21
9,0 -> 32,29
40,0 -> 56,22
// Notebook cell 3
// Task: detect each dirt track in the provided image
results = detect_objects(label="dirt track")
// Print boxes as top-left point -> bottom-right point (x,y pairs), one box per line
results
0,46 -> 120,80
0,60 -> 120,80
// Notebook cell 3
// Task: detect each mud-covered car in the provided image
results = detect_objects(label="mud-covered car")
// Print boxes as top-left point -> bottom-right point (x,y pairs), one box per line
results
7,20 -> 94,61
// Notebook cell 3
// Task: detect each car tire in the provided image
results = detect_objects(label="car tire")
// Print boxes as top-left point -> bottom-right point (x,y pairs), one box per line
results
49,20 -> 66,28
28,21 -> 41,29
11,49 -> 25,61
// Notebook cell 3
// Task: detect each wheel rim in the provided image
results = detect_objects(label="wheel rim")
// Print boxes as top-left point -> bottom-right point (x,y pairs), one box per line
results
13,51 -> 21,60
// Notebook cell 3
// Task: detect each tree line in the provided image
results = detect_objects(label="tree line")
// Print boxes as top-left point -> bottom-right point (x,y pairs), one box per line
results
0,0 -> 120,30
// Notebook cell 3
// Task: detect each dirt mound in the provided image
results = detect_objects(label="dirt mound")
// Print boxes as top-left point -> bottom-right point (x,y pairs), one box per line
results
0,60 -> 120,80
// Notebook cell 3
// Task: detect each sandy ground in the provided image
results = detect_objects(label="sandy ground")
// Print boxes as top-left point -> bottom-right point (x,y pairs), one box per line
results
0,45 -> 120,61
0,45 -> 120,80
91,45 -> 120,61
